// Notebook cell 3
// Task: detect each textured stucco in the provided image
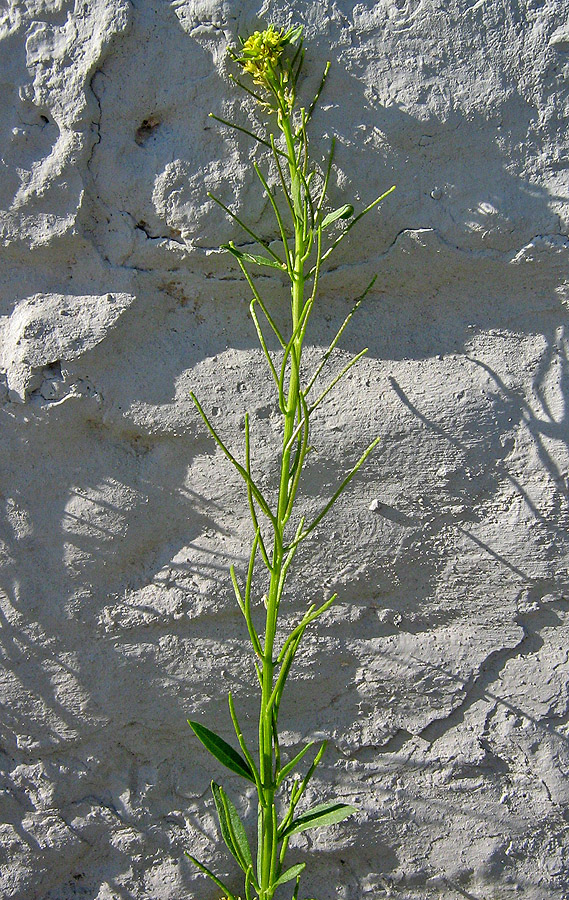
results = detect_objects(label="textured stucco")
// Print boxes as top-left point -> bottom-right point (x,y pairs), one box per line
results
1,1 -> 568,899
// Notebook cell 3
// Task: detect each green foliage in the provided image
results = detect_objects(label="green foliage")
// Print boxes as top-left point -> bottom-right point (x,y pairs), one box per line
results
320,204 -> 354,228
187,720 -> 256,783
273,863 -> 306,887
280,802 -> 357,838
211,782 -> 256,877
186,22 -> 395,900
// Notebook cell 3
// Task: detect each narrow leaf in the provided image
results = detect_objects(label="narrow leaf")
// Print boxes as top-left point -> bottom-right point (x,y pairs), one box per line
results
277,741 -> 316,786
256,805 -> 263,887
292,882 -> 304,900
188,720 -> 255,782
284,24 -> 303,45
291,437 -> 381,550
228,693 -> 262,790
291,173 -> 302,218
189,392 -> 277,525
305,276 -> 377,397
314,184 -> 396,271
321,204 -> 354,229
184,852 -> 237,900
222,242 -> 285,270
208,113 -> 288,158
207,192 -> 283,264
211,781 -> 254,874
245,865 -> 255,900
228,74 -> 265,103
225,792 -> 254,874
291,43 -> 305,88
315,138 -> 335,221
282,801 -> 356,838
274,863 -> 306,887
307,60 -> 331,124
211,781 -> 240,866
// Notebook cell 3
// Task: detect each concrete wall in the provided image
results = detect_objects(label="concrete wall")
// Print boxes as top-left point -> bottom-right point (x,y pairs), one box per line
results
1,1 -> 568,898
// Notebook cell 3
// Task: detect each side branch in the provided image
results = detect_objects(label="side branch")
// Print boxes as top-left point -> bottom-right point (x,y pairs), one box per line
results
286,437 -> 381,551
209,111 -> 288,158
309,185 -> 396,275
190,392 -> 277,527
208,192 -> 285,266
305,275 -> 377,396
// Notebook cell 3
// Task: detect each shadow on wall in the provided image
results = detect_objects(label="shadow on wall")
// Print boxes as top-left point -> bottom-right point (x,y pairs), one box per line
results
1,3 -> 568,899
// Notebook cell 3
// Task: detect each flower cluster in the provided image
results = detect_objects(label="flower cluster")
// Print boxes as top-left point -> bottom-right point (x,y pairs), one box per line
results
234,25 -> 303,105
237,25 -> 288,85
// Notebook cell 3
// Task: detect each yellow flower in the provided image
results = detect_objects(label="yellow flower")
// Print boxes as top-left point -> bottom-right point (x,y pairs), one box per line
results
236,24 -> 302,88
238,26 -> 286,83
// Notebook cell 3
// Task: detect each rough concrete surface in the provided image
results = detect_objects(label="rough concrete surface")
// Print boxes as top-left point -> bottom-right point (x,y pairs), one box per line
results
0,1 -> 568,898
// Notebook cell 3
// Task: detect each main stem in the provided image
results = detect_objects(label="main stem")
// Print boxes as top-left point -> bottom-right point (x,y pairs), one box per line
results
258,116 -> 305,900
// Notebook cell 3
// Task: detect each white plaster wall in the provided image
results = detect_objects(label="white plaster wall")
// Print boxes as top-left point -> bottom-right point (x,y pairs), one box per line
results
0,2 -> 568,899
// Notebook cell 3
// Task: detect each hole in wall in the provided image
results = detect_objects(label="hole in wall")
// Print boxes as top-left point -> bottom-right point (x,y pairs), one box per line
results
43,361 -> 63,380
135,115 -> 161,145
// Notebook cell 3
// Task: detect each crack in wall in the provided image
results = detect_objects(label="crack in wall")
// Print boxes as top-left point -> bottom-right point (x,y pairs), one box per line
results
86,67 -> 104,172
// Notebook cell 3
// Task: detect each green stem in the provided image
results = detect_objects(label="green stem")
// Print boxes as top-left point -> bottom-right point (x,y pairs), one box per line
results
189,33 -> 394,900
256,105 -> 308,900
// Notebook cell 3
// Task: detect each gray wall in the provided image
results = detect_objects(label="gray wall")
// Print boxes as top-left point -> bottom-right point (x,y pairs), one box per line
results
1,1 -> 568,898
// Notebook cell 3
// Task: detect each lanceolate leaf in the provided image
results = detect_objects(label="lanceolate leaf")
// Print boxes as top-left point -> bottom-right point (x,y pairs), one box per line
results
281,801 -> 356,838
222,242 -> 285,269
321,204 -> 353,229
274,862 -> 306,886
188,720 -> 255,782
211,781 -> 254,874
